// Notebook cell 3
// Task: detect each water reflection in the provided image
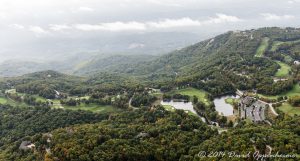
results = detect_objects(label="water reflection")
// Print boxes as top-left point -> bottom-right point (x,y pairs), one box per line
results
213,95 -> 239,116
161,100 -> 206,122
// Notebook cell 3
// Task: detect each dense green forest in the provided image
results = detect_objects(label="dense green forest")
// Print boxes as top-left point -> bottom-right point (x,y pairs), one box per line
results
0,106 -> 298,161
0,27 -> 300,160
0,105 -> 111,160
0,105 -> 109,146
2,27 -> 300,97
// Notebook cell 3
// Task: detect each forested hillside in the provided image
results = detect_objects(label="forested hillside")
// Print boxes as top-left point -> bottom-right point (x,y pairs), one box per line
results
74,27 -> 300,96
0,106 -> 213,160
0,27 -> 300,161
1,106 -> 298,161
0,105 -> 110,160
74,54 -> 157,75
2,27 -> 300,97
0,70 -> 86,99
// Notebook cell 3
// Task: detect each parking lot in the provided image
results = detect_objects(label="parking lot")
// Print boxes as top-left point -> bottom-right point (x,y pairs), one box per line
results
240,96 -> 267,122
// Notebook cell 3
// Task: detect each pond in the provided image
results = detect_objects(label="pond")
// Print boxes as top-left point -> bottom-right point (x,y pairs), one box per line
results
213,95 -> 239,116
160,100 -> 206,122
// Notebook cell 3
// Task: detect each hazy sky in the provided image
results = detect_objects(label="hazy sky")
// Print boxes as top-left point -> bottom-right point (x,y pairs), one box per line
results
1,0 -> 300,61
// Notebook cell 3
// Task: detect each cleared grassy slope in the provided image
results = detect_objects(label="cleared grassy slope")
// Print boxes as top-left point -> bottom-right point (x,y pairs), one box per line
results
275,61 -> 291,77
168,87 -> 211,105
255,37 -> 270,57
278,103 -> 300,116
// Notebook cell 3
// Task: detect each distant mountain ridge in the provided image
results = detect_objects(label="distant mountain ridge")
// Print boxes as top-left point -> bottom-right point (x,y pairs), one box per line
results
0,32 -> 201,77
2,27 -> 300,96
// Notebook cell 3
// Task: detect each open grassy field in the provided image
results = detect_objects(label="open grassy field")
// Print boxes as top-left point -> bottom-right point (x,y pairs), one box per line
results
34,95 -> 48,102
162,105 -> 175,112
258,84 -> 300,99
255,37 -> 269,57
225,98 -> 239,106
162,104 -> 197,116
169,87 -> 211,105
270,39 -> 300,52
275,61 -> 291,77
284,84 -> 300,97
0,97 -> 7,104
0,96 -> 29,107
277,103 -> 300,116
270,41 -> 284,51
64,103 -> 121,113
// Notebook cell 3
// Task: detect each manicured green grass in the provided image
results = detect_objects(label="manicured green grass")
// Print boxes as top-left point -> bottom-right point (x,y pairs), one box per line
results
69,96 -> 90,100
278,103 -> 300,116
258,84 -> 300,99
152,92 -> 163,97
245,118 -> 254,124
34,95 -> 47,102
270,39 -> 300,52
2,96 -> 29,107
64,103 -> 121,113
5,89 -> 47,103
225,98 -> 239,106
170,87 -> 211,105
270,41 -> 284,51
162,105 -> 175,112
0,97 -> 7,104
255,37 -> 269,57
257,93 -> 278,99
162,104 -> 197,116
275,61 -> 291,77
284,84 -> 300,97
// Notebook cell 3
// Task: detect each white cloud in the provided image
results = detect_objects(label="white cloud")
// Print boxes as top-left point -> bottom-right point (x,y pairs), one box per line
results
72,14 -> 241,31
128,43 -> 145,49
10,24 -> 25,29
29,26 -> 48,34
288,0 -> 300,4
146,0 -> 182,7
49,24 -> 71,31
78,6 -> 94,12
0,12 -> 7,19
148,17 -> 201,28
22,14 -> 242,33
206,14 -> 241,24
148,14 -> 241,28
74,21 -> 146,31
261,13 -> 295,20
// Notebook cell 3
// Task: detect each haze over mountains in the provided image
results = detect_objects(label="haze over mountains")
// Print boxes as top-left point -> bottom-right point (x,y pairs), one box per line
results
1,0 -> 300,76
0,32 -> 201,76
1,1 -> 300,160
3,27 -> 300,96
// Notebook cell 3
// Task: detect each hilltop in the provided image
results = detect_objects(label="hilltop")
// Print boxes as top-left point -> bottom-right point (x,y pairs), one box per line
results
80,27 -> 300,96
